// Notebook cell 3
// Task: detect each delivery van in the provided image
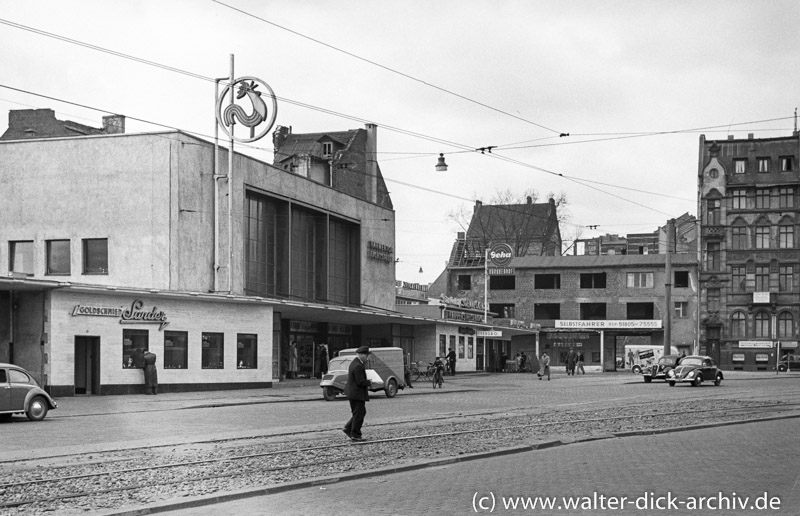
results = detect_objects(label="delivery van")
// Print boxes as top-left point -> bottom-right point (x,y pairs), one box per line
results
320,347 -> 406,401
623,345 -> 679,373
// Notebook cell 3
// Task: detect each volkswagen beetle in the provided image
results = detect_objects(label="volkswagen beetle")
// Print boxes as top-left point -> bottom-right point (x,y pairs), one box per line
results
642,354 -> 681,383
666,355 -> 723,387
0,363 -> 58,421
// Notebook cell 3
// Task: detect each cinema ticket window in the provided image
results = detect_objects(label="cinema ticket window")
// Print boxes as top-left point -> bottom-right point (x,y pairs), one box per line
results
237,334 -> 257,369
164,331 -> 188,369
202,332 -> 224,369
123,329 -> 149,368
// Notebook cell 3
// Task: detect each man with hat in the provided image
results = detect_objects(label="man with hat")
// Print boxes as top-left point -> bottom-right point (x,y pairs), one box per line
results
343,346 -> 371,441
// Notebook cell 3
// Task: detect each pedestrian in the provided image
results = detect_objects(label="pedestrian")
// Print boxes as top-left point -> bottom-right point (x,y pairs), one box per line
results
567,347 -> 578,376
143,350 -> 158,395
446,347 -> 457,376
577,352 -> 585,374
316,343 -> 329,379
499,353 -> 507,373
404,363 -> 414,388
288,340 -> 298,379
514,352 -> 521,373
539,352 -> 551,380
343,346 -> 371,442
520,352 -> 528,373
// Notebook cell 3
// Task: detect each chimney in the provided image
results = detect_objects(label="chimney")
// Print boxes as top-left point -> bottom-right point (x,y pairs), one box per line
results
748,133 -> 754,140
527,196 -> 533,204
457,232 -> 466,240
272,125 -> 291,157
474,200 -> 482,211
102,115 -> 125,134
365,123 -> 378,203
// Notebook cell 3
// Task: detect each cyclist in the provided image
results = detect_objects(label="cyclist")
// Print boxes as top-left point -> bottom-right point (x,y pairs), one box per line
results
432,356 -> 445,388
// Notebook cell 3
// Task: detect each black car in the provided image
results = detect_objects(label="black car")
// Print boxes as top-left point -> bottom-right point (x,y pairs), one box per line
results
778,354 -> 800,372
642,355 -> 681,383
666,355 -> 723,387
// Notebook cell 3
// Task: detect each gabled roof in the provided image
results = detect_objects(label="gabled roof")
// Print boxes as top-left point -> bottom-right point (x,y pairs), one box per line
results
466,201 -> 553,242
274,130 -> 354,163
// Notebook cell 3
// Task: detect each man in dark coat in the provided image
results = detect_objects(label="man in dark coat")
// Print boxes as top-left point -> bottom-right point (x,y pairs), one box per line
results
446,347 -> 457,376
143,351 -> 158,394
566,347 -> 578,376
343,346 -> 371,441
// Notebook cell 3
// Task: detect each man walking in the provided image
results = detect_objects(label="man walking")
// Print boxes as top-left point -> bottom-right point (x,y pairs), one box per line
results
446,347 -> 457,376
567,347 -> 578,376
343,346 -> 371,441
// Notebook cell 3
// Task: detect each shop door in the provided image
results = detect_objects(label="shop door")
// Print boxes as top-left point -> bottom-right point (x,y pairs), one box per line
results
74,336 -> 100,395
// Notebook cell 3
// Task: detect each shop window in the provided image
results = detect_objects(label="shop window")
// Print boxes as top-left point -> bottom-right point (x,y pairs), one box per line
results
730,311 -> 746,338
534,303 -> 560,320
755,312 -> 770,338
489,275 -> 516,290
202,332 -> 224,369
627,272 -> 653,288
458,335 -> 465,359
164,331 -> 188,369
122,329 -> 148,368
457,274 -> 472,290
580,303 -> 606,320
449,335 -> 456,358
580,273 -> 606,289
439,334 -> 447,357
534,274 -> 560,289
674,302 -> 688,319
46,239 -> 70,275
237,334 -> 257,369
83,238 -> 108,274
467,336 -> 474,359
627,302 -> 654,319
9,241 -> 34,275
674,271 -> 689,288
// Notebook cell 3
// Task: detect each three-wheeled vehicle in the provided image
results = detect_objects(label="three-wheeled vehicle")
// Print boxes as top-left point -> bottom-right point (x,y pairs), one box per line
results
320,347 -> 406,401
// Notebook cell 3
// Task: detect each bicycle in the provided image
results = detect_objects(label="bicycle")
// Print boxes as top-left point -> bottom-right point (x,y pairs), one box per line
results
409,361 -> 424,382
431,362 -> 444,389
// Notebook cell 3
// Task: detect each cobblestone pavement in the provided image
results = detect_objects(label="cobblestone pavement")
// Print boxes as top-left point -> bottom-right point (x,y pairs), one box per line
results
165,417 -> 800,516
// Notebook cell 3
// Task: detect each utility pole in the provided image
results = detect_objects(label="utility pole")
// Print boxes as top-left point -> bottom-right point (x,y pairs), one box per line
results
664,218 -> 675,356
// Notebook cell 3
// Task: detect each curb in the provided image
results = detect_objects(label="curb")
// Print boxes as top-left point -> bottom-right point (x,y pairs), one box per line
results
99,411 -> 800,515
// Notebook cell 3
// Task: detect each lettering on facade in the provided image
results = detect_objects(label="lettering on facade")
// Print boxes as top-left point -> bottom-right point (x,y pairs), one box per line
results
488,267 -> 514,276
443,309 -> 485,323
437,294 -> 485,310
72,299 -> 170,331
367,240 -> 393,262
555,320 -> 663,329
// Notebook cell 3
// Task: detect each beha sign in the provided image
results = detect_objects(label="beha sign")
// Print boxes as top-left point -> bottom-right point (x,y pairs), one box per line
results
73,299 -> 170,330
489,243 -> 513,267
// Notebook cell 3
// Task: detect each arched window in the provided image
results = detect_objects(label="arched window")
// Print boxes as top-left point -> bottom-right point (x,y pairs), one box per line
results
778,312 -> 794,339
730,311 -> 746,338
755,311 -> 771,338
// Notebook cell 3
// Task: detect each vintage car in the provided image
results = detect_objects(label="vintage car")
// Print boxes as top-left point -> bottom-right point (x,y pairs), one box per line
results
0,363 -> 58,421
778,354 -> 800,372
642,354 -> 681,383
666,355 -> 723,387
320,347 -> 406,401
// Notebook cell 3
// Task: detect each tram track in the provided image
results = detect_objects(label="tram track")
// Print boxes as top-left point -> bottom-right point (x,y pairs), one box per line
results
2,397 -> 800,514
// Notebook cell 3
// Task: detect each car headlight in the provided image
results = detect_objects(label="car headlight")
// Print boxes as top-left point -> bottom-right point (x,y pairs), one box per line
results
667,370 -> 675,377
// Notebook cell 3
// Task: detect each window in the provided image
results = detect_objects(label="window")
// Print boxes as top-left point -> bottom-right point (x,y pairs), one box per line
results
237,334 -> 257,369
164,331 -> 188,369
755,311 -> 770,338
489,275 -> 516,290
580,273 -> 606,288
534,273 -> 560,289
458,336 -> 465,359
674,271 -> 689,288
707,199 -> 721,225
778,312 -> 794,339
46,240 -> 70,275
291,208 -> 324,301
329,218 -> 359,304
734,159 -> 747,174
627,272 -> 653,288
705,243 -> 720,271
755,225 -> 770,249
707,289 -> 720,312
580,303 -> 606,320
755,189 -> 770,209
731,189 -> 747,210
627,302 -> 654,319
202,332 -> 224,369
322,141 -> 332,157
731,226 -> 748,250
490,303 -> 515,319
438,334 -> 446,357
779,266 -> 793,292
781,156 -> 793,172
83,238 -> 108,274
534,303 -> 560,320
778,225 -> 794,249
731,311 -> 746,338
779,187 -> 794,208
674,301 -> 688,318
757,157 -> 770,173
457,275 -> 472,290
755,266 -> 769,291
731,266 -> 746,293
9,241 -> 34,275
122,329 -> 149,368
468,336 -> 474,359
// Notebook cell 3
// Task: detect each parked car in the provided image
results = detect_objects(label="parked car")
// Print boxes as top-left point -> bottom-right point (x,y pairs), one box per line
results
778,354 -> 800,372
320,347 -> 406,401
642,355 -> 681,383
0,363 -> 58,421
666,355 -> 723,387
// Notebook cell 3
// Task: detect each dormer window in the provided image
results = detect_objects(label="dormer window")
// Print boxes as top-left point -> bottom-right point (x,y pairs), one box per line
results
322,142 -> 332,158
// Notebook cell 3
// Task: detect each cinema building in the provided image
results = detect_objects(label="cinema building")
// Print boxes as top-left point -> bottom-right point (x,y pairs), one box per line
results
0,108 -> 428,395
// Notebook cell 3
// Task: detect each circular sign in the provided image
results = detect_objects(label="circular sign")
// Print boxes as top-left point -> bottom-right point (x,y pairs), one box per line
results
215,76 -> 278,143
489,243 -> 514,266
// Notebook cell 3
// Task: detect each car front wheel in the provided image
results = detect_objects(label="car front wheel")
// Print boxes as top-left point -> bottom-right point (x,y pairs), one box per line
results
26,396 -> 49,421
632,365 -> 642,374
714,374 -> 722,386
692,374 -> 703,387
322,387 -> 338,401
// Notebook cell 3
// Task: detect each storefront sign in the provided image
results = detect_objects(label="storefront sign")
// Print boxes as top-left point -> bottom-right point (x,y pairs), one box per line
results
72,299 -> 170,330
555,320 -> 662,329
477,330 -> 502,337
732,353 -> 745,362
488,267 -> 514,275
443,309 -> 484,323
437,294 -> 484,310
739,340 -> 773,348
780,341 -> 799,349
755,353 -> 770,362
367,241 -> 393,262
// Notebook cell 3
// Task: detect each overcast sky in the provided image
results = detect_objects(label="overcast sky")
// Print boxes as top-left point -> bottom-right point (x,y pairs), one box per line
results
3,1 -> 799,284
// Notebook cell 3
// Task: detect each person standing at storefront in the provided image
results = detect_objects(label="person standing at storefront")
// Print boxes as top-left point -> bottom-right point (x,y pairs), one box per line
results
539,352 -> 551,380
577,352 -> 585,374
143,350 -> 158,395
343,346 -> 371,441
446,347 -> 457,376
288,341 -> 298,379
316,343 -> 329,379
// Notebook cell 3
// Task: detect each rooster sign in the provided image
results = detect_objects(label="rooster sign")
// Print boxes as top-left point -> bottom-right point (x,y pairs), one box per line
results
216,76 -> 277,143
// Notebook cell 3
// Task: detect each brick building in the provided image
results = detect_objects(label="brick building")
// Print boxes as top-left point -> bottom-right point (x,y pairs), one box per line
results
698,132 -> 799,370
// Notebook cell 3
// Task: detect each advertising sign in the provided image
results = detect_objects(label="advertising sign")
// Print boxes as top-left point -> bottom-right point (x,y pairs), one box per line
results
489,243 -> 513,266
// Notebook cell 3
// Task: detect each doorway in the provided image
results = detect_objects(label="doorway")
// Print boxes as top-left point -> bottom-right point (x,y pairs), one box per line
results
74,336 -> 100,395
